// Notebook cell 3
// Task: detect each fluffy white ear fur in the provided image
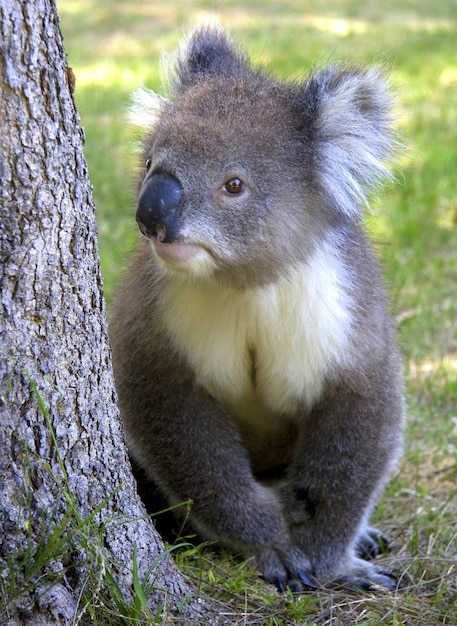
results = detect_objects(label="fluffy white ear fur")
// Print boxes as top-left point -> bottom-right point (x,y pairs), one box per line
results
313,67 -> 395,219
128,22 -> 227,131
128,87 -> 168,129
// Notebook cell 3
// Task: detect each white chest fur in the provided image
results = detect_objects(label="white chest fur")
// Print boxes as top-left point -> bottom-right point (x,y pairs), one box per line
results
160,239 -> 354,428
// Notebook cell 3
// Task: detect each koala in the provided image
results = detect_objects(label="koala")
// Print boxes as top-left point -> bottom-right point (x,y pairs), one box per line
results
109,25 -> 404,592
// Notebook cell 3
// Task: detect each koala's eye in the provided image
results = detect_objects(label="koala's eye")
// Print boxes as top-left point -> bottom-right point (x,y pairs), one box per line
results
223,178 -> 244,195
145,157 -> 152,170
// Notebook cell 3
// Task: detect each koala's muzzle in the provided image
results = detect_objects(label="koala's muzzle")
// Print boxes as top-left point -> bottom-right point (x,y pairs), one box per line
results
136,173 -> 183,243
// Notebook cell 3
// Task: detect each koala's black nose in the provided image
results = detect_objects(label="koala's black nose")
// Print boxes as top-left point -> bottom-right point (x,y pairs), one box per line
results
136,172 -> 183,243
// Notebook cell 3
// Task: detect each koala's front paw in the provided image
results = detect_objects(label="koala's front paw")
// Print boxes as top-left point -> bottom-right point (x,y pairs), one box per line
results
256,546 -> 318,592
331,559 -> 398,592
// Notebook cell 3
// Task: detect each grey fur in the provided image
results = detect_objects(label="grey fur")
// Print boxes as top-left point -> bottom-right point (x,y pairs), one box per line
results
110,26 -> 404,591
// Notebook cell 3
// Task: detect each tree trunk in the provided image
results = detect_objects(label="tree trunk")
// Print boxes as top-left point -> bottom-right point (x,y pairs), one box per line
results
0,1 -> 220,623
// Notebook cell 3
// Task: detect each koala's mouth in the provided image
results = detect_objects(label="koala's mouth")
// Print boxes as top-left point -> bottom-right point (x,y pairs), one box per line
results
137,220 -> 202,265
150,238 -> 204,265
138,219 -> 217,276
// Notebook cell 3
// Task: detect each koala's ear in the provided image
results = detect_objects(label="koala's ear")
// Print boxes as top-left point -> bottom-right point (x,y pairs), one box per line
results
301,66 -> 396,218
128,88 -> 168,130
171,25 -> 250,94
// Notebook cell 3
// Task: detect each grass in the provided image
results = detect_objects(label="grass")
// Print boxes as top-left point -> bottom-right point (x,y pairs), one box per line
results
53,0 -> 457,623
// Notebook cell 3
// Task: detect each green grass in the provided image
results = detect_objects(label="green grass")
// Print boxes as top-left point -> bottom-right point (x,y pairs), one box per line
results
54,0 -> 457,623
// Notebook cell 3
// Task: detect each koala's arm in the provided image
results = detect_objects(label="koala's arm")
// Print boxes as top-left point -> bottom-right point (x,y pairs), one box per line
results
280,258 -> 403,590
282,375 -> 401,588
109,249 -> 312,590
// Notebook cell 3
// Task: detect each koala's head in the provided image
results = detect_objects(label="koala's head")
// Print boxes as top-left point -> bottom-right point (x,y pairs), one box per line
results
133,26 -> 394,288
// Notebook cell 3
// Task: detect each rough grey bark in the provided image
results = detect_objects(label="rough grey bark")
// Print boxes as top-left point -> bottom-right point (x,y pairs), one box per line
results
0,1 -> 220,624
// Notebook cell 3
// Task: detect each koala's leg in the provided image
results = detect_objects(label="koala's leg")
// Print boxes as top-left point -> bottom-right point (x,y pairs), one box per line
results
280,385 -> 402,591
130,456 -> 192,543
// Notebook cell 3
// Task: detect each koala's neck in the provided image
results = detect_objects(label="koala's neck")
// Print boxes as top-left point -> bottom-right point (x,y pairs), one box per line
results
159,237 -> 354,425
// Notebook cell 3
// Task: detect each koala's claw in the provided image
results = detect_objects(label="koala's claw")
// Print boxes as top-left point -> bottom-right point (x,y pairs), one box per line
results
345,568 -> 398,593
297,569 -> 318,589
270,570 -> 317,593
258,548 -> 317,593
356,527 -> 390,560
373,570 -> 398,591
273,577 -> 287,593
